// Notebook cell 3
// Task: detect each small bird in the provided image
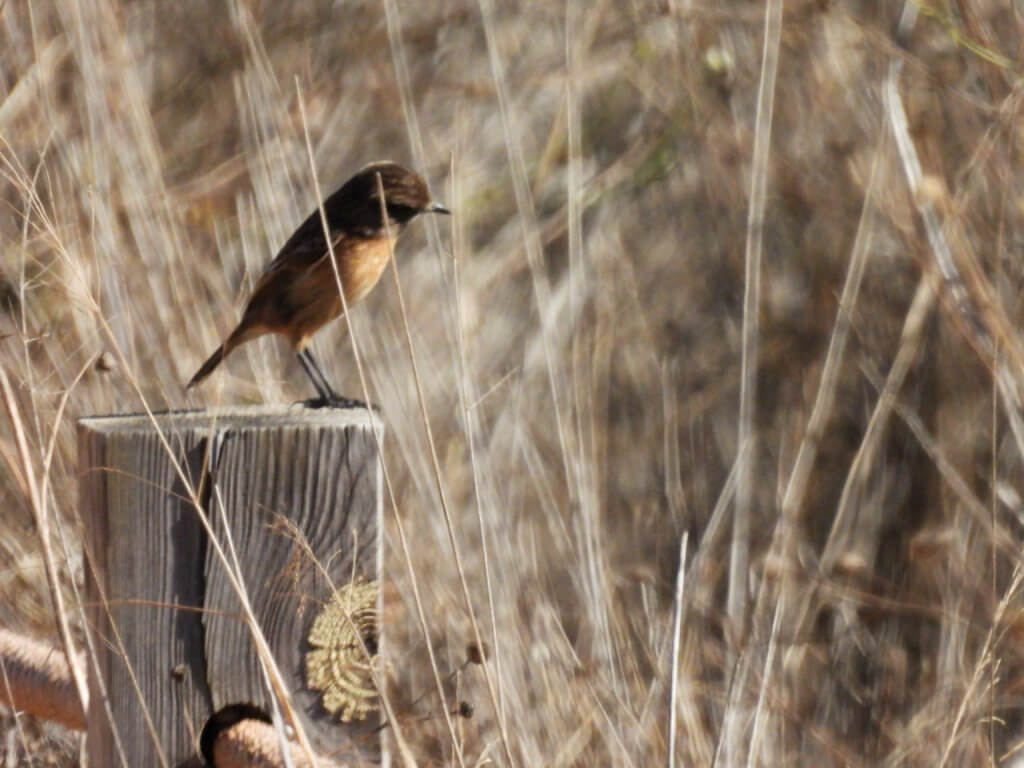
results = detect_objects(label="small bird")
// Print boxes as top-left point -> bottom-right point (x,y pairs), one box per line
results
186,161 -> 449,405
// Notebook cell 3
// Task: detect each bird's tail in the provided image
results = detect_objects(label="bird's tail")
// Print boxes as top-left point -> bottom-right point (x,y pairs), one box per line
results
186,322 -> 263,390
186,344 -> 227,389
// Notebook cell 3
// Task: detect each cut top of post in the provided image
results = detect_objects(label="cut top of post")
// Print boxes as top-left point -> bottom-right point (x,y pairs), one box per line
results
79,403 -> 383,434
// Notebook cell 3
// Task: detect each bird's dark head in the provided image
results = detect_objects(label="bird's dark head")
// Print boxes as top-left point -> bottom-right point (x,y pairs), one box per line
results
331,161 -> 449,238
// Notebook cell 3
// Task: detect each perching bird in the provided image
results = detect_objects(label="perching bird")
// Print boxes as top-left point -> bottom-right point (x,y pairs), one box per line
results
186,161 -> 449,406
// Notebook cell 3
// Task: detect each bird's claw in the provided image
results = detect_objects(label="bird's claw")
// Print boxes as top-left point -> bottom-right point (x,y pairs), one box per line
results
302,394 -> 366,410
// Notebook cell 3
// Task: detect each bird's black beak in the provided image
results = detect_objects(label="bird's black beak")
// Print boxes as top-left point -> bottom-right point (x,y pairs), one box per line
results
425,201 -> 451,215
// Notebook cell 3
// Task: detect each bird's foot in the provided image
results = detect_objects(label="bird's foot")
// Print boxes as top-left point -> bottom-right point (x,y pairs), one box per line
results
302,394 -> 367,410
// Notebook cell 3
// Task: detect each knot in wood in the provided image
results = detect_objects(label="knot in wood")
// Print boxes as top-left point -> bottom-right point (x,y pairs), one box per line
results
305,579 -> 380,722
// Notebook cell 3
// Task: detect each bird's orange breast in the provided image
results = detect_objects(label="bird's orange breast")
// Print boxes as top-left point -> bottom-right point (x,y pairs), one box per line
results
247,234 -> 399,348
340,236 -> 397,304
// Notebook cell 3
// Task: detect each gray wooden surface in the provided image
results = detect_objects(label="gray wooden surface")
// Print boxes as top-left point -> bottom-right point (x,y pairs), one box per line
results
79,405 -> 384,766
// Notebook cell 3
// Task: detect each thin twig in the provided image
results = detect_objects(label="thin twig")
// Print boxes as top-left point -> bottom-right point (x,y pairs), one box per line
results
667,532 -> 689,768
476,0 -> 575,502
450,153 -> 509,732
777,129 -> 887,678
726,1 -> 782,761
729,0 -> 782,644
746,594 -> 783,767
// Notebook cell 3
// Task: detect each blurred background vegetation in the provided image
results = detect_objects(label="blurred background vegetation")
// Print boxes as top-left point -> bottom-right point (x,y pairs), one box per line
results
3,0 -> 1024,764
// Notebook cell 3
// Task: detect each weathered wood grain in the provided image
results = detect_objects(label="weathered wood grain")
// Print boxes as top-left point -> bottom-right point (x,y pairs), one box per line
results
79,405 -> 384,766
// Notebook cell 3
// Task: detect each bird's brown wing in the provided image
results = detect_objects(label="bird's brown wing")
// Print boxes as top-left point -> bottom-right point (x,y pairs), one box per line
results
255,214 -> 347,294
260,210 -> 328,276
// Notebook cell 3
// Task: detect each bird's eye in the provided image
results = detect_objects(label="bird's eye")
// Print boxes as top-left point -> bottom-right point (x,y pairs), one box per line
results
386,203 -> 417,222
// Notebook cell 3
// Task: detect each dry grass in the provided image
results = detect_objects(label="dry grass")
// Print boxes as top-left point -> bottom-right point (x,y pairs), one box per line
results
3,0 -> 1024,765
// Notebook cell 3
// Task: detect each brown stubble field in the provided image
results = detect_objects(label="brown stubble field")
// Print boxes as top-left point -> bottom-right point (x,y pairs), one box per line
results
3,1 -> 1024,765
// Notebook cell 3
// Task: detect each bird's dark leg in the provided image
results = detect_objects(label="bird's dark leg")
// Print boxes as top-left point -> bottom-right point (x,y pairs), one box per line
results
297,348 -> 362,409
297,348 -> 335,399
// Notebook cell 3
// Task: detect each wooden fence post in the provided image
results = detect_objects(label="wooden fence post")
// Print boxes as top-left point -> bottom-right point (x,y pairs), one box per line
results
78,405 -> 385,766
